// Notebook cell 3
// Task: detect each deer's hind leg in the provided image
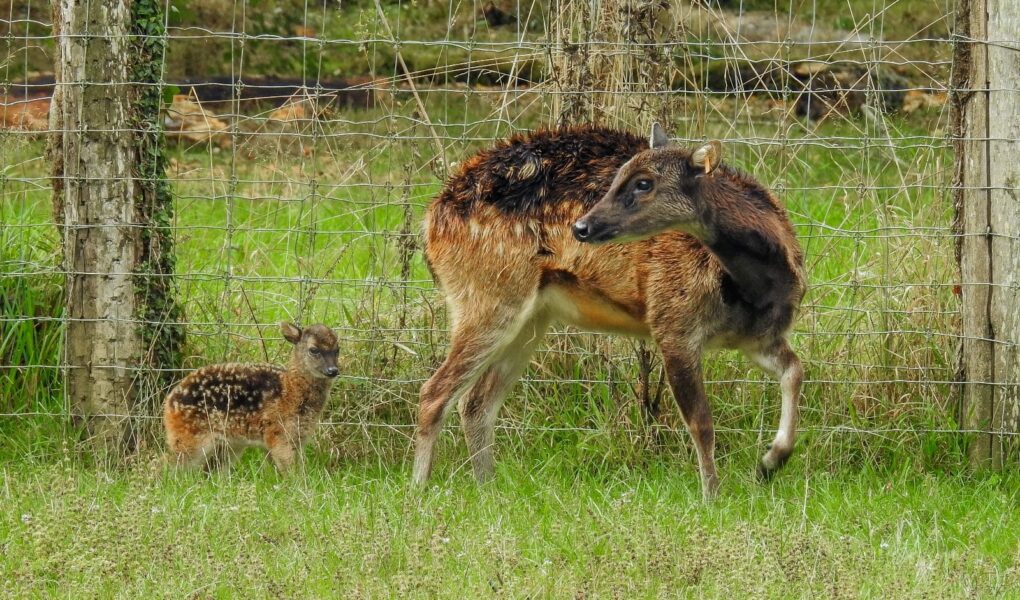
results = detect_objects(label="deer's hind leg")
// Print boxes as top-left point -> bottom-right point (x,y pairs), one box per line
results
201,439 -> 248,472
413,293 -> 542,486
746,338 -> 802,480
165,408 -> 219,469
458,313 -> 549,483
166,430 -> 219,470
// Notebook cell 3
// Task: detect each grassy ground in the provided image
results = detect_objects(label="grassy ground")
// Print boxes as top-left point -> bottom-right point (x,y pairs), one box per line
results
2,449 -> 1018,598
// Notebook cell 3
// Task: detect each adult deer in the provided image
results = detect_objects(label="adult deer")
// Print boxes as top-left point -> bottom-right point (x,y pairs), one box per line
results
415,123 -> 805,499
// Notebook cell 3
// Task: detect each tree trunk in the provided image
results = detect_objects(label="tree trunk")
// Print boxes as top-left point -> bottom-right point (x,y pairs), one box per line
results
954,0 -> 1020,467
50,0 -> 182,456
550,0 -> 679,127
549,0 -> 679,428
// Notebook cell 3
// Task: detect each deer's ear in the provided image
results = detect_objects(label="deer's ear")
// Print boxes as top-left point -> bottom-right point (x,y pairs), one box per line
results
649,122 -> 671,149
691,140 -> 723,174
280,321 -> 303,344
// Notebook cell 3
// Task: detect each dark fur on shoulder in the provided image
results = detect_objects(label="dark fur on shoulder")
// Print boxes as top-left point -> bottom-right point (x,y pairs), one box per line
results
437,126 -> 648,219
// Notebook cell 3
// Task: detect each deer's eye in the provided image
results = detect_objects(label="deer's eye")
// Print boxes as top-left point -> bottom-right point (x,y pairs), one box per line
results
309,348 -> 320,356
634,178 -> 653,192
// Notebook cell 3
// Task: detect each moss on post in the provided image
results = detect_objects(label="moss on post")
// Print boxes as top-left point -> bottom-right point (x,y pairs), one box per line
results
131,0 -> 185,442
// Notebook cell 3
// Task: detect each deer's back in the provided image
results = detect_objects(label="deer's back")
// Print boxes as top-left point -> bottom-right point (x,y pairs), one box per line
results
165,363 -> 285,414
431,126 -> 647,223
425,128 -> 648,290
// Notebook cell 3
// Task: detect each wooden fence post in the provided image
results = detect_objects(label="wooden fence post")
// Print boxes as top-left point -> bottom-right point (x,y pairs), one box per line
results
954,0 -> 1020,468
50,0 -> 182,456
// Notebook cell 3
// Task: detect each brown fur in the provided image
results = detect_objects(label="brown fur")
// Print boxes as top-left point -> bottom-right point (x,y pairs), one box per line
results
414,124 -> 806,500
163,322 -> 340,472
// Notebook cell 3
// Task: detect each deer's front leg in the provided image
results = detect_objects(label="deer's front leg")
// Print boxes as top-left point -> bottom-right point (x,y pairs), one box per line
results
662,351 -> 719,501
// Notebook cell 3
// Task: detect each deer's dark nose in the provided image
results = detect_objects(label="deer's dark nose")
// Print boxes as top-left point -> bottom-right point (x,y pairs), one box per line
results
324,366 -> 339,378
572,220 -> 591,241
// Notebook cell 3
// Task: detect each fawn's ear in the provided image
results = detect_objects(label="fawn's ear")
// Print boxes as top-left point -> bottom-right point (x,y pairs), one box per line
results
690,140 -> 723,175
280,322 -> 303,344
649,122 -> 671,149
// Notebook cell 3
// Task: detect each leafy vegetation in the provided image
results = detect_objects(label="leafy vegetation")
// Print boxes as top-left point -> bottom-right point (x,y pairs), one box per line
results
0,184 -> 62,418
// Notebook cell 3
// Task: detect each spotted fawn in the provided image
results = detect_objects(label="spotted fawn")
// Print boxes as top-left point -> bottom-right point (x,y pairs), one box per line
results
164,322 -> 340,472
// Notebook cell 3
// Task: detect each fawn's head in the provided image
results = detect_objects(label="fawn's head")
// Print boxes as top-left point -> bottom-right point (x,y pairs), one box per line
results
281,322 -> 340,380
573,123 -> 723,244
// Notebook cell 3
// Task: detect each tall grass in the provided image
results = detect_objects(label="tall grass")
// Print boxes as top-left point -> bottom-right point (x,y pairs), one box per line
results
0,192 -> 62,416
1,108 -> 966,475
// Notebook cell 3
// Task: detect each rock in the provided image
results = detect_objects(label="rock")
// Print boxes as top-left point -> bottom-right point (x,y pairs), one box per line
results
0,95 -> 50,131
481,2 -> 516,27
792,63 -> 909,121
164,95 -> 231,148
901,89 -> 947,113
268,96 -> 313,123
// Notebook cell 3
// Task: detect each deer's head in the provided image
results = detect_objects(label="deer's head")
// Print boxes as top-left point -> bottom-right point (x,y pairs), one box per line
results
573,123 -> 722,244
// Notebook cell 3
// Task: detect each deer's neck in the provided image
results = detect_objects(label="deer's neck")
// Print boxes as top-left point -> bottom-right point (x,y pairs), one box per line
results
694,201 -> 799,310
283,363 -> 331,410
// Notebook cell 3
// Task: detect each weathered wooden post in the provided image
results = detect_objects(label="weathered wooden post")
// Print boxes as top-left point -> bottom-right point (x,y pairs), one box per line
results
953,0 -> 1020,467
49,0 -> 183,456
549,0 -> 678,428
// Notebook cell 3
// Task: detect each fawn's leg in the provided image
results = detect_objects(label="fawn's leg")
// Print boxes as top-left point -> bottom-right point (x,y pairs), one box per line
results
746,338 -> 803,480
202,440 -> 249,472
168,436 -> 217,468
458,314 -> 548,482
264,425 -> 298,473
201,441 -> 232,472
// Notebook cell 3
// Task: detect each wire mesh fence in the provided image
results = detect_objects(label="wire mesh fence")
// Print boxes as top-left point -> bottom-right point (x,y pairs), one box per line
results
2,0 -> 1007,469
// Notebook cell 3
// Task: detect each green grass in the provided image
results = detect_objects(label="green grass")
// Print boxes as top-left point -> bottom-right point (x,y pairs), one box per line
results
1,449 -> 1018,598
0,168 -> 63,416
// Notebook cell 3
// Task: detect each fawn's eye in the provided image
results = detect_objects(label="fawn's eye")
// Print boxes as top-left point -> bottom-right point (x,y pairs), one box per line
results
309,348 -> 320,355
634,178 -> 653,192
